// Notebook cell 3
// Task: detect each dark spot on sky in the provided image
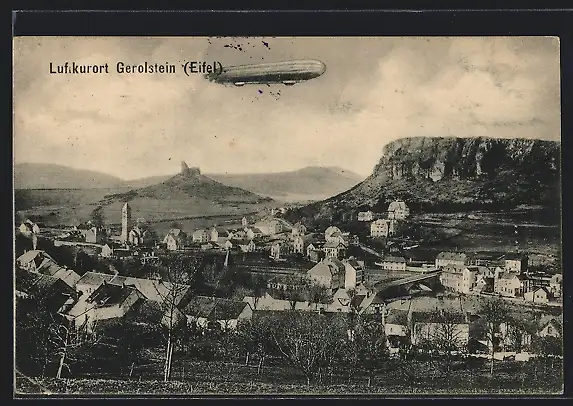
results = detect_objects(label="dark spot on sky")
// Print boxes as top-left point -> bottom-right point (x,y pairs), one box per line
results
262,41 -> 269,48
258,90 -> 263,94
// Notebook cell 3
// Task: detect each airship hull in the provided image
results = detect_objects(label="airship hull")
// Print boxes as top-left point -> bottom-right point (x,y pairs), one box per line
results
206,60 -> 326,86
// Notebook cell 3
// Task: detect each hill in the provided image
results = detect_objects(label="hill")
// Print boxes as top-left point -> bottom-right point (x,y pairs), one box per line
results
15,163 -> 363,202
90,162 -> 272,225
209,166 -> 364,201
14,163 -> 124,189
290,136 -> 561,223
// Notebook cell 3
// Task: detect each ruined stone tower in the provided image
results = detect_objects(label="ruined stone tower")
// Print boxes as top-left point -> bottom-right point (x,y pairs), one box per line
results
121,202 -> 132,242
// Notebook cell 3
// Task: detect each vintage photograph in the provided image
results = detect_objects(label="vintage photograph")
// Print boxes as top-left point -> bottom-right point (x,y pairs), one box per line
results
13,36 -> 562,395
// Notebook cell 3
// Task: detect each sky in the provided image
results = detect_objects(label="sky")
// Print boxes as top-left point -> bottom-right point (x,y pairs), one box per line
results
13,36 -> 561,180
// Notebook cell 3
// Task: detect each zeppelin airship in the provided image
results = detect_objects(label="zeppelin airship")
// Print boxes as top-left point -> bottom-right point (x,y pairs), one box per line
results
205,59 -> 326,86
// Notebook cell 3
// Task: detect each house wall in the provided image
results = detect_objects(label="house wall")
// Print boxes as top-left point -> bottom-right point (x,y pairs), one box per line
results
411,322 -> 470,347
344,263 -> 357,289
382,261 -> 406,271
385,323 -> 407,337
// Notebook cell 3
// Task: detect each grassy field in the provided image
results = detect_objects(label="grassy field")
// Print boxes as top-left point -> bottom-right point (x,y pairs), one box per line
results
15,357 -> 563,396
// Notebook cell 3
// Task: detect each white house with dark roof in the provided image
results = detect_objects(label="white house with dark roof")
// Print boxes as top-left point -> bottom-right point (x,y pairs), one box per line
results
163,229 -> 187,251
192,229 -> 210,243
183,296 -> 253,330
307,257 -> 347,290
379,256 -> 407,271
387,200 -> 410,220
524,286 -> 551,304
435,252 -> 468,268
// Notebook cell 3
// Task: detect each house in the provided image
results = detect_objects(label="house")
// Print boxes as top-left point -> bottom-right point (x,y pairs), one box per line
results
100,244 -> 114,258
270,241 -> 282,260
306,243 -> 324,263
291,222 -> 307,237
379,256 -> 407,271
38,263 -> 81,290
183,296 -> 253,330
128,226 -> 147,246
439,265 -> 477,294
494,272 -> 527,298
473,273 -> 494,293
229,229 -> 247,240
502,254 -> 528,273
192,229 -> 210,243
84,226 -> 106,244
323,240 -> 347,259
387,200 -> 410,220
269,219 -> 286,235
236,239 -> 256,253
324,226 -> 342,243
307,257 -> 346,290
16,250 -> 57,272
210,226 -> 219,242
549,274 -> 562,298
245,227 -> 263,240
358,211 -> 374,222
435,252 -> 467,268
217,238 -> 233,251
292,235 -> 306,254
343,257 -> 365,289
76,272 -> 117,297
241,217 -> 249,227
537,316 -> 562,338
370,219 -> 395,238
16,268 -> 78,315
65,282 -> 146,333
410,311 -> 470,350
19,220 -> 41,236
163,229 -> 187,251
384,309 -> 409,341
524,287 -> 551,304
201,242 -> 219,251
267,274 -> 309,291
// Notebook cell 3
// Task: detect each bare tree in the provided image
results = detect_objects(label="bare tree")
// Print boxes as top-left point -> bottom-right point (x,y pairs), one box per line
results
426,309 -> 468,377
478,297 -> 511,376
308,283 -> 333,310
153,255 -> 196,382
267,310 -> 345,385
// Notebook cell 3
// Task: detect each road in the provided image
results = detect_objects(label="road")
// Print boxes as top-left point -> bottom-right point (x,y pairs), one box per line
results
358,243 -> 383,259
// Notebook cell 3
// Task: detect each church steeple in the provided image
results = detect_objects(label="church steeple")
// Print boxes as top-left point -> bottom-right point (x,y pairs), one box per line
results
121,202 -> 132,243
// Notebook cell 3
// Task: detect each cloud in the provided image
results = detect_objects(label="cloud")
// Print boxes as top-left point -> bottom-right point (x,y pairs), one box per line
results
13,36 -> 560,179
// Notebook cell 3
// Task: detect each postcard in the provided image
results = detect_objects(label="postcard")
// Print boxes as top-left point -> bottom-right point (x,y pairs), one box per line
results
13,36 -> 562,396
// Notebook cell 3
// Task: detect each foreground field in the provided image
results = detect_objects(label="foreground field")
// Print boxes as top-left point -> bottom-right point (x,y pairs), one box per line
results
15,357 -> 563,396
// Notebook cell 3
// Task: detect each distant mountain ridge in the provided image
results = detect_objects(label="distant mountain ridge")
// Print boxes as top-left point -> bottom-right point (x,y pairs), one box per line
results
14,163 -> 124,189
14,163 -> 364,201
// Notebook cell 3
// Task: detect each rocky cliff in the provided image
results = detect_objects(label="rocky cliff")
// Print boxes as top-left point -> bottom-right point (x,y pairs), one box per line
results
293,136 -> 560,221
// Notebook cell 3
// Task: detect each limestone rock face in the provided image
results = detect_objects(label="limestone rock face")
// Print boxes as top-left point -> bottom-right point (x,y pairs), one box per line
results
293,136 -> 560,220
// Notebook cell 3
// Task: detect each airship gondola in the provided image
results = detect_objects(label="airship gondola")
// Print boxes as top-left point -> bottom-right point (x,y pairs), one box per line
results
205,59 -> 326,86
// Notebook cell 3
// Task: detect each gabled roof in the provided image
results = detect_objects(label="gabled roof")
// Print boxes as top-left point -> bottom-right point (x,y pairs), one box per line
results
383,256 -> 406,263
76,271 -> 116,287
436,252 -> 467,261
388,200 -> 408,212
323,240 -> 346,249
167,228 -> 183,237
16,250 -> 54,266
51,268 -> 81,288
183,296 -> 249,320
86,283 -> 142,307
411,310 -> 467,324
308,257 -> 345,277
386,309 -> 409,325
538,315 -> 562,331
193,229 -> 208,236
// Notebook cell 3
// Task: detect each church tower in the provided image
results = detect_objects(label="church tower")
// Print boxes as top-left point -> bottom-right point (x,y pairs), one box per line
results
121,202 -> 132,242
